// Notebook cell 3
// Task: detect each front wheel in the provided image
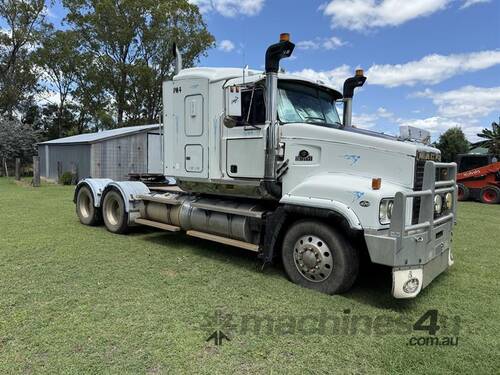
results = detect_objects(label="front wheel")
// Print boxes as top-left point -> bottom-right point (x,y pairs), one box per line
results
281,220 -> 359,295
457,183 -> 469,201
480,186 -> 500,204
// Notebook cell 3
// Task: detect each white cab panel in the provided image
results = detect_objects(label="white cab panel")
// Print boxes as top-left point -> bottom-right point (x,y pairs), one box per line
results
164,78 -> 209,179
185,144 -> 204,173
185,95 -> 204,137
226,137 -> 266,178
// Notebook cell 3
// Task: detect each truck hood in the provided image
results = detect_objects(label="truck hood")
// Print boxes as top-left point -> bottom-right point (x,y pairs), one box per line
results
281,123 -> 439,190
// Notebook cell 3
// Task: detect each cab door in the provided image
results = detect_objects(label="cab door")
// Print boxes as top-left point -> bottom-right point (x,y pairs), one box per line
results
224,85 -> 267,179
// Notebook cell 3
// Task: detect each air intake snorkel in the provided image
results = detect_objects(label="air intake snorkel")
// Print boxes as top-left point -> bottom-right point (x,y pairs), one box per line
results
263,33 -> 295,198
342,69 -> 366,128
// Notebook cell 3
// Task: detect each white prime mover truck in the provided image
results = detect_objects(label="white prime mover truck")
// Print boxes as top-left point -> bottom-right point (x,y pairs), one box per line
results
74,34 -> 457,298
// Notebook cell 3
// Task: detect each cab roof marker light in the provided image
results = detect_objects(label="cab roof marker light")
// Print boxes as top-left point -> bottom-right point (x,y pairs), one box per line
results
280,33 -> 290,42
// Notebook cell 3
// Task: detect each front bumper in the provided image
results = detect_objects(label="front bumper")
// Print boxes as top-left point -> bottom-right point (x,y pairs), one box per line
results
364,161 -> 457,298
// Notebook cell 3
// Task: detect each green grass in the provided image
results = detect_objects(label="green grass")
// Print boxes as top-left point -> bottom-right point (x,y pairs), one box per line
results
0,177 -> 498,374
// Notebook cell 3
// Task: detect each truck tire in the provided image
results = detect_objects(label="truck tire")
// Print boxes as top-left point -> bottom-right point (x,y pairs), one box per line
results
479,186 -> 500,204
281,220 -> 359,295
76,186 -> 101,226
102,190 -> 130,234
457,183 -> 469,201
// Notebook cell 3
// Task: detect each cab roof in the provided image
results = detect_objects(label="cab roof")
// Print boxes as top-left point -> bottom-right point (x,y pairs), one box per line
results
174,67 -> 342,97
174,67 -> 261,83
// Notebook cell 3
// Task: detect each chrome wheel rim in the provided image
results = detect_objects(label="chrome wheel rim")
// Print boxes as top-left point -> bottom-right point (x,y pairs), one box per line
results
293,235 -> 333,282
106,197 -> 120,226
79,192 -> 91,218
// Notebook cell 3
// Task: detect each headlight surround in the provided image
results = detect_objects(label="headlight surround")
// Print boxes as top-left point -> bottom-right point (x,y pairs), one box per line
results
434,195 -> 443,214
379,198 -> 394,224
445,192 -> 453,210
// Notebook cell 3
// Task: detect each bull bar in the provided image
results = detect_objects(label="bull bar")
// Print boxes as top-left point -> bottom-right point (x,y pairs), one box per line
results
390,161 -> 457,251
364,161 -> 457,298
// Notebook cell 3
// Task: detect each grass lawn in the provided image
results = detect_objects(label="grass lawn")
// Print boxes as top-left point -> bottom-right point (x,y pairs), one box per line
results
0,177 -> 499,374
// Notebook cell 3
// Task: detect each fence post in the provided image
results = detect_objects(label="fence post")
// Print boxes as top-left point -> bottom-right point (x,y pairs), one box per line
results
3,157 -> 8,177
33,156 -> 40,187
70,162 -> 78,185
57,161 -> 63,182
15,158 -> 21,180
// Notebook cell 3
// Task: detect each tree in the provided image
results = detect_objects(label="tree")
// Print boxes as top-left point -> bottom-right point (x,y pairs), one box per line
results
35,30 -> 83,138
473,122 -> 500,156
0,116 -> 40,175
71,60 -> 114,133
434,127 -> 470,163
63,0 -> 214,127
0,0 -> 49,117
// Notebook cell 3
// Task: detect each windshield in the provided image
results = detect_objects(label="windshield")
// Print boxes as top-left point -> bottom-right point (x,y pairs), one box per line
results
277,81 -> 341,128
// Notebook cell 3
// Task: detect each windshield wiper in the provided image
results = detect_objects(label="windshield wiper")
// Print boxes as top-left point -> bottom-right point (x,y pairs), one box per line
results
304,116 -> 326,123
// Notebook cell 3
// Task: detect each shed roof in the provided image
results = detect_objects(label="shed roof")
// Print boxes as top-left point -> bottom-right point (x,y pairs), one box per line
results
39,124 -> 159,145
468,146 -> 489,155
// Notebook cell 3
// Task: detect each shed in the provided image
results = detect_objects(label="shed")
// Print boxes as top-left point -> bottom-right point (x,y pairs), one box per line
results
38,124 -> 162,181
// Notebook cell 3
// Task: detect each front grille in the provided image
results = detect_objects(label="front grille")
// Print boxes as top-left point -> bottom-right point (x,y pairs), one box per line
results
412,160 -> 426,224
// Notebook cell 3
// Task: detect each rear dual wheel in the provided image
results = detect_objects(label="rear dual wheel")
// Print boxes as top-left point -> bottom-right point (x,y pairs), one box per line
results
102,190 -> 130,234
76,186 -> 101,226
281,220 -> 359,295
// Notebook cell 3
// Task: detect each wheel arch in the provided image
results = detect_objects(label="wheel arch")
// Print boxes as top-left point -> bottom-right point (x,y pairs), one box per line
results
260,204 -> 363,264
74,178 -> 113,207
101,181 -> 150,213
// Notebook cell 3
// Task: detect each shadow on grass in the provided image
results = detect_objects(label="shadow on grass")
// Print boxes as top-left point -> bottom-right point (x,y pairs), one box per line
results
131,226 -> 422,310
138,229 -> 263,267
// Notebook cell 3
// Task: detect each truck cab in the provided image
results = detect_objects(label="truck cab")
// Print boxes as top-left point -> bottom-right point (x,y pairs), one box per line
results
74,34 -> 458,299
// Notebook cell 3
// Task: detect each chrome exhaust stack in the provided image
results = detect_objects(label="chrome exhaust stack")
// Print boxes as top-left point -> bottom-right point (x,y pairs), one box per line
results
263,33 -> 295,198
342,69 -> 366,127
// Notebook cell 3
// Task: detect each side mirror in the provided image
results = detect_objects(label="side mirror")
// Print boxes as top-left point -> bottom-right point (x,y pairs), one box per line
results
223,116 -> 237,128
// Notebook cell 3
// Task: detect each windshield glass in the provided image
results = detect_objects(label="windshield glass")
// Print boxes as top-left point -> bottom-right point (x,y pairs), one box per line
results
277,81 -> 341,128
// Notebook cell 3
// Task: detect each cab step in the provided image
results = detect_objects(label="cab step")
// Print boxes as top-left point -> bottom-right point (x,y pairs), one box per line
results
134,218 -> 181,232
186,230 -> 259,252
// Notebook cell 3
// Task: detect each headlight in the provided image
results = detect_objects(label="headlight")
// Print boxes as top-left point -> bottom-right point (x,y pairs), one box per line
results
434,195 -> 443,214
387,200 -> 394,219
445,192 -> 453,209
379,199 -> 394,224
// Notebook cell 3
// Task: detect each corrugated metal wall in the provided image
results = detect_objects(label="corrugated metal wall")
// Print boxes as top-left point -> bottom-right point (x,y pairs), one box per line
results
147,133 -> 162,174
91,133 -> 148,180
39,144 -> 91,180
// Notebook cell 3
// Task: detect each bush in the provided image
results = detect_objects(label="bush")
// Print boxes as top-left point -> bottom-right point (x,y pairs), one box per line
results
59,171 -> 75,185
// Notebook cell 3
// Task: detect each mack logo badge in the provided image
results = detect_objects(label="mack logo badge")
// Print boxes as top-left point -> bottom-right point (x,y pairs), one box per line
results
295,150 -> 313,162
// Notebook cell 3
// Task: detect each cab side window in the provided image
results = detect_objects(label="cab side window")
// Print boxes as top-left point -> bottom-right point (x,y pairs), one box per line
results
231,87 -> 266,126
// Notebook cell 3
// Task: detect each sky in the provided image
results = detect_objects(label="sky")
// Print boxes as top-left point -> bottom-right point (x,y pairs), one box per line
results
7,0 -> 500,141
188,0 -> 500,141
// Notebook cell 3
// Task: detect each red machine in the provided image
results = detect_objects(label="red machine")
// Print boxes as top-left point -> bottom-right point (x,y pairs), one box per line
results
456,154 -> 500,204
